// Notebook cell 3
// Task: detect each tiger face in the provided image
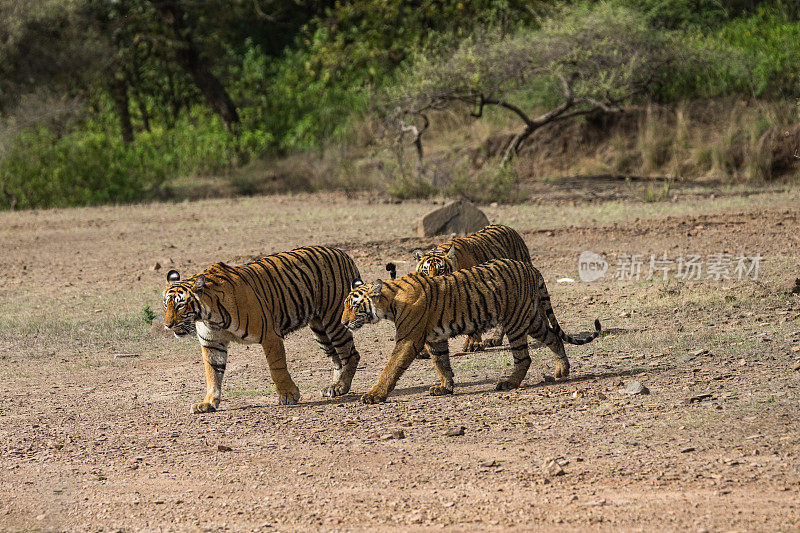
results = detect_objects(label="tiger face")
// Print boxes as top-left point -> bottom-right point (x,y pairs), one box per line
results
341,280 -> 383,331
414,245 -> 458,277
162,269 -> 205,337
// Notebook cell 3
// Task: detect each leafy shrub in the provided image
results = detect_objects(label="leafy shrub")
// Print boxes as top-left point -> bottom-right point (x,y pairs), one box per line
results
0,127 -> 170,210
141,306 -> 156,324
448,161 -> 525,204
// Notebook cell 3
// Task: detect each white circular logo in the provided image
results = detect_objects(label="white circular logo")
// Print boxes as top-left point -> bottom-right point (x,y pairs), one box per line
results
578,251 -> 608,282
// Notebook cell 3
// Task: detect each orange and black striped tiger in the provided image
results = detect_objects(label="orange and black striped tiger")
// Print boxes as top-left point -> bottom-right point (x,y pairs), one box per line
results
342,258 -> 601,404
413,224 -> 553,352
162,246 -> 362,412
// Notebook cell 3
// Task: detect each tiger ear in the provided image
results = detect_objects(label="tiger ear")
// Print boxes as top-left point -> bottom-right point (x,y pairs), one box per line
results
193,275 -> 205,292
413,250 -> 423,262
446,245 -> 457,260
166,269 -> 180,282
352,279 -> 364,289
370,279 -> 383,298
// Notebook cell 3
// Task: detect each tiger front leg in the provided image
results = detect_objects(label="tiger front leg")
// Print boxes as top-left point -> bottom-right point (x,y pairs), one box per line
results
463,334 -> 485,352
192,344 -> 228,414
361,338 -> 422,404
426,340 -> 454,396
261,334 -> 301,405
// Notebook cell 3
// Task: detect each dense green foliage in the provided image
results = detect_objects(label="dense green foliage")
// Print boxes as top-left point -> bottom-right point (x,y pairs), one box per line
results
0,0 -> 798,209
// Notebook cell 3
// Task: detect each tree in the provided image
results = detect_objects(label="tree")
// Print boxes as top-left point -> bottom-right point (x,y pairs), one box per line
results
149,0 -> 240,131
389,3 -> 689,166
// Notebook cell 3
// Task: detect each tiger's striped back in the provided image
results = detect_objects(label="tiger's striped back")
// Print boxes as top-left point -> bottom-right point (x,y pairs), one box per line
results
415,224 -> 531,276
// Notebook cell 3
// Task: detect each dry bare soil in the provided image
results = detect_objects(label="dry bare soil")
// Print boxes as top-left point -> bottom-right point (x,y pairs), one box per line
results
1,184 -> 799,532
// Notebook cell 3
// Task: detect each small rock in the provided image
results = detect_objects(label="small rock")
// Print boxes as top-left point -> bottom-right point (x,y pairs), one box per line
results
480,460 -> 499,468
582,499 -> 606,507
691,349 -> 709,357
543,459 -> 565,476
791,346 -> 800,352
619,311 -> 631,318
685,393 -> 713,404
217,445 -> 232,452
596,392 -> 608,400
150,262 -> 162,271
391,429 -> 406,439
680,446 -> 696,453
445,426 -> 465,437
793,363 -> 800,372
621,380 -> 650,395
791,278 -> 800,294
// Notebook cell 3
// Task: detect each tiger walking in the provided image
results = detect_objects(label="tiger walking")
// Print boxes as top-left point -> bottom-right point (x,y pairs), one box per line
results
413,224 -> 548,352
162,246 -> 362,412
342,258 -> 601,404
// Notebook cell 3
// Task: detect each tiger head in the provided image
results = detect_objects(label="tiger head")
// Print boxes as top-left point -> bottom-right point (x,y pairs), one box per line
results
341,279 -> 385,331
414,245 -> 457,277
162,269 -> 206,337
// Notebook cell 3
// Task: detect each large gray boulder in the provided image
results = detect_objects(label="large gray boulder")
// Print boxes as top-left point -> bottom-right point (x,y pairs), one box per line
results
415,201 -> 490,238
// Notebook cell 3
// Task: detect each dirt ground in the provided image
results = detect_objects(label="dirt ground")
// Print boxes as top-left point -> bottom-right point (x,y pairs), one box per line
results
1,182 -> 799,532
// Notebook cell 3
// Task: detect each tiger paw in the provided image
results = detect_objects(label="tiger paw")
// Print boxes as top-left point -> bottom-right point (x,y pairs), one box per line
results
554,361 -> 570,380
360,391 -> 387,404
463,337 -> 484,352
495,380 -> 519,391
482,337 -> 503,348
322,381 -> 350,398
429,385 -> 454,396
191,402 -> 217,414
277,390 -> 301,405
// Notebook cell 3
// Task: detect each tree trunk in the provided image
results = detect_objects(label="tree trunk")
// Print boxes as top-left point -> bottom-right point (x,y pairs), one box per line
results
110,77 -> 134,145
151,0 -> 240,131
134,92 -> 151,133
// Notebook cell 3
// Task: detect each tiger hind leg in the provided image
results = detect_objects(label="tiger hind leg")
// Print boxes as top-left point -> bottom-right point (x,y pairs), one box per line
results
530,308 -> 569,379
311,318 -> 360,398
495,330 -> 532,391
426,340 -> 454,396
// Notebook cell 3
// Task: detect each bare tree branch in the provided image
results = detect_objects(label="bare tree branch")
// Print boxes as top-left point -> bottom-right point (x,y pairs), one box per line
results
399,111 -> 429,168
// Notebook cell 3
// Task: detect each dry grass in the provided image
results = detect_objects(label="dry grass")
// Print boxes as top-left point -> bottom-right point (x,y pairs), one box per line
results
357,99 -> 800,198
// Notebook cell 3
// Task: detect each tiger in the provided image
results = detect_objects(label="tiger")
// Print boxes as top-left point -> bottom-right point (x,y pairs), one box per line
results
341,258 -> 601,404
162,246 -> 362,413
413,224 -> 553,353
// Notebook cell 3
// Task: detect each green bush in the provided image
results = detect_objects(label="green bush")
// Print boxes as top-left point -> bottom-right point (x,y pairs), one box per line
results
0,127 -> 169,210
0,110 -> 269,210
